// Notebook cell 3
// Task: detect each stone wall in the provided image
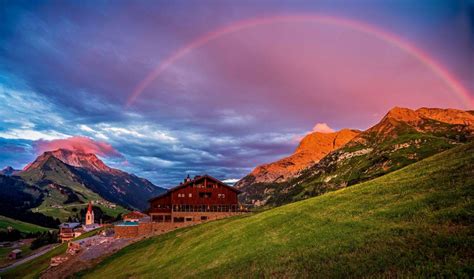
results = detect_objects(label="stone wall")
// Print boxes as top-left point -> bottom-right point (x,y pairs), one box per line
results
115,225 -> 138,238
171,211 -> 243,222
137,222 -> 153,236
115,212 -> 245,238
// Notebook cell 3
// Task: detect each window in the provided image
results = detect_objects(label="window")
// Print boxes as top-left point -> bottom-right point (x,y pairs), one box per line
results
185,217 -> 193,222
199,192 -> 212,198
218,193 -> 225,198
201,216 -> 208,221
188,193 -> 192,198
177,193 -> 185,198
173,217 -> 185,223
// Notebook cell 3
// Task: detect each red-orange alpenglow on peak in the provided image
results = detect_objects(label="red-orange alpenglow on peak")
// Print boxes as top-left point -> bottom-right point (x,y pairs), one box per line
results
235,129 -> 360,187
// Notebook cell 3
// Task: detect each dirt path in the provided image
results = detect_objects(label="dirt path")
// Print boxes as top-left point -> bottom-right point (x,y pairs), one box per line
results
40,236 -> 133,279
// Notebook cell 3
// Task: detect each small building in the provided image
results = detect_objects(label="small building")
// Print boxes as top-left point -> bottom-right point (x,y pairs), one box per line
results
82,201 -> 101,231
7,249 -> 22,260
85,201 -> 95,225
123,211 -> 148,222
59,223 -> 82,243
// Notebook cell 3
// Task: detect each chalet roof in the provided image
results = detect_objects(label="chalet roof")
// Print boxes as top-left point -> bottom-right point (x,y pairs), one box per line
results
124,211 -> 147,219
149,174 -> 241,202
87,201 -> 93,213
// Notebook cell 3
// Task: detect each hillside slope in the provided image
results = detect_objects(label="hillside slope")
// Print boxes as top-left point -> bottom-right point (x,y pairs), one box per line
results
242,107 -> 474,207
0,174 -> 60,228
0,215 -> 49,233
80,142 -> 474,278
17,149 -> 166,221
235,129 -> 360,189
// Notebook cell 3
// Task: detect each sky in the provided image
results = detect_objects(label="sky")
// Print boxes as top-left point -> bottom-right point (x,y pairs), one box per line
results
0,0 -> 473,187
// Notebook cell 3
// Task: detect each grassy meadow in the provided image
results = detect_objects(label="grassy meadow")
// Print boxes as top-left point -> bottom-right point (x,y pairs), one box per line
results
0,215 -> 49,234
77,142 -> 474,278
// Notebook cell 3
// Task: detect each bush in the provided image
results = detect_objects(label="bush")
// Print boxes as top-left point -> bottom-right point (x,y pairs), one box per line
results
0,228 -> 22,242
30,231 -> 58,250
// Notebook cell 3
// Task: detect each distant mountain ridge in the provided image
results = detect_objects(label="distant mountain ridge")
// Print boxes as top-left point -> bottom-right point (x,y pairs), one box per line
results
0,148 -> 166,225
235,129 -> 360,188
238,107 -> 474,207
20,149 -> 166,211
352,107 -> 474,144
24,149 -> 114,173
0,166 -> 20,176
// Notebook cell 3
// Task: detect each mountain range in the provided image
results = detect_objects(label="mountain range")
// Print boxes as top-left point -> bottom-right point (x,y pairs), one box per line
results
237,107 -> 474,207
75,141 -> 474,278
0,166 -> 20,176
1,106 -> 472,228
0,149 -> 166,226
235,129 -> 360,187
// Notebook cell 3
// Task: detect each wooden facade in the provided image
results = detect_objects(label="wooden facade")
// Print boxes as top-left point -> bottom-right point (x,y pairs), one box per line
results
148,175 -> 242,223
59,223 -> 82,243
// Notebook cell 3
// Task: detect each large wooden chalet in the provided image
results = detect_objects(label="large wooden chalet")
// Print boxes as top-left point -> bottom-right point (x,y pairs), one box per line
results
148,175 -> 243,223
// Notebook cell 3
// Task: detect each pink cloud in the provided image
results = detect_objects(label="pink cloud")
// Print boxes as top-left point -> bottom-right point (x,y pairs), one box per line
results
34,136 -> 122,158
140,21 -> 470,135
312,123 -> 335,133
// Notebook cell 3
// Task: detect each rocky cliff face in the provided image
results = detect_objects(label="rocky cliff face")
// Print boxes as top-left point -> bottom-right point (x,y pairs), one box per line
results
238,107 -> 474,207
20,149 -> 166,211
235,129 -> 360,188
359,107 -> 474,141
24,149 -> 114,173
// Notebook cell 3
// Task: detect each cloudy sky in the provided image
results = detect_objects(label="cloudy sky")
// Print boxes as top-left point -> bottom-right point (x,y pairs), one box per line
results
0,0 -> 472,187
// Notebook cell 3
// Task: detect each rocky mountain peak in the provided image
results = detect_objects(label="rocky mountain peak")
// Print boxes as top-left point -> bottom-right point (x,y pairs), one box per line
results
365,107 -> 474,140
47,149 -> 112,172
415,107 -> 474,126
0,166 -> 19,176
236,129 -> 360,188
383,107 -> 421,123
295,129 -> 360,154
23,148 -> 113,173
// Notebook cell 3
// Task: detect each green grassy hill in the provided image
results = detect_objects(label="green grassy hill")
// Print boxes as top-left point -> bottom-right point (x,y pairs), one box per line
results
0,215 -> 49,234
79,142 -> 474,278
239,107 -> 474,208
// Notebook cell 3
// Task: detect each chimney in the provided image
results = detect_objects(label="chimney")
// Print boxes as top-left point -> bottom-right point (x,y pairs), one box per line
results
184,174 -> 191,183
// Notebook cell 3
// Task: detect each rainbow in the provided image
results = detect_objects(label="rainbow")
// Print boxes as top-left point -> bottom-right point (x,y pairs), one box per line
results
126,14 -> 472,108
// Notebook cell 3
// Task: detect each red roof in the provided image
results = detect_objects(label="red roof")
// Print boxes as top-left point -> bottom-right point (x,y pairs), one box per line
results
149,174 -> 240,202
124,211 -> 147,219
87,201 -> 93,213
